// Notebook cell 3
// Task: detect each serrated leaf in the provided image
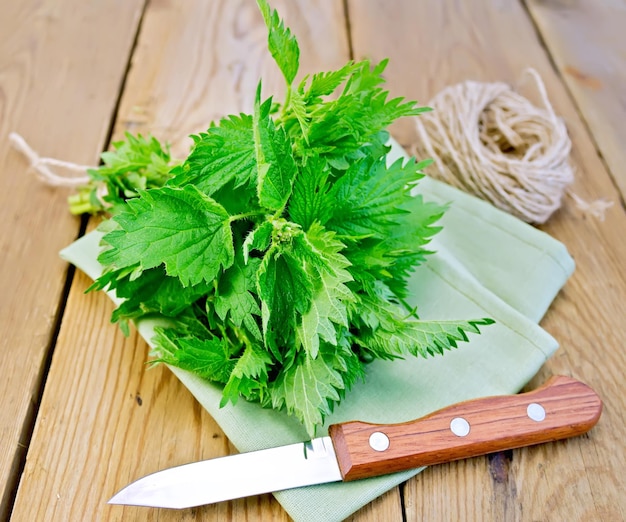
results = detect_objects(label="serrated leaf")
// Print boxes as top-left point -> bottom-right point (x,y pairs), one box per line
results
152,329 -> 236,384
343,59 -> 387,94
289,88 -> 309,142
257,0 -> 300,85
243,220 -> 273,263
293,222 -> 350,275
341,190 -> 445,299
290,224 -> 353,357
73,132 -> 172,213
221,344 -> 273,406
215,255 -> 262,341
253,85 -> 298,211
328,156 -> 424,238
98,185 -> 234,287
379,194 -> 445,298
354,291 -> 493,360
369,318 -> 495,359
168,114 -> 256,195
271,352 -> 344,435
406,318 -> 495,357
291,224 -> 354,358
257,247 -> 313,351
297,270 -> 353,358
304,59 -> 428,161
300,62 -> 359,103
108,266 -> 210,323
288,157 -> 333,230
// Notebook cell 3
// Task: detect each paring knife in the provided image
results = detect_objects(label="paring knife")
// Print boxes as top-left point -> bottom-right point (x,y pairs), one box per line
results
108,375 -> 601,509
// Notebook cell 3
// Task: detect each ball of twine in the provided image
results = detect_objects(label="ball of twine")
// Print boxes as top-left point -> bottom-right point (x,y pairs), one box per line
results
412,69 -> 605,224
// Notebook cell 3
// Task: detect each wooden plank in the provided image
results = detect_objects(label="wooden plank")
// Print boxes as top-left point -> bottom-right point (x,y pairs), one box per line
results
347,0 -> 626,520
525,0 -> 626,203
10,1 -> 402,520
0,1 -> 144,519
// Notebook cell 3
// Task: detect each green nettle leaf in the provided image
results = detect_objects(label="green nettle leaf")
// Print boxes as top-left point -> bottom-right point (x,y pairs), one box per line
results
168,114 -> 256,195
271,352 -> 344,435
109,266 -> 210,323
363,318 -> 496,360
152,329 -> 236,384
257,0 -> 300,85
288,157 -> 333,230
254,85 -> 298,211
69,132 -> 173,215
297,270 -> 353,359
243,220 -> 273,262
221,344 -> 274,406
295,60 -> 432,168
98,185 -> 234,287
215,255 -> 262,341
289,88 -> 308,129
257,247 -> 314,349
328,156 -> 424,238
83,0 -> 494,437
294,223 -> 354,358
378,194 -> 445,298
293,222 -> 350,276
300,62 -> 359,103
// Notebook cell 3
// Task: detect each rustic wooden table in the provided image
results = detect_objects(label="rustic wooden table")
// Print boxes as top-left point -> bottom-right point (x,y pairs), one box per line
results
1,1 -> 625,520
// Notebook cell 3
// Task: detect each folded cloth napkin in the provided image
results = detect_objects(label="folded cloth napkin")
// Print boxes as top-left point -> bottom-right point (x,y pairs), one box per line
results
60,139 -> 574,522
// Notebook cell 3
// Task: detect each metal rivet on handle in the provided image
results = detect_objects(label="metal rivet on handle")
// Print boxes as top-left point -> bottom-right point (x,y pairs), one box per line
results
450,417 -> 471,437
527,402 -> 546,422
369,431 -> 390,452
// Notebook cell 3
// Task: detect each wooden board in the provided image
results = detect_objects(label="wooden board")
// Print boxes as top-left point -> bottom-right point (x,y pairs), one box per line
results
9,1 -> 402,520
525,0 -> 626,203
6,0 -> 626,520
347,0 -> 626,520
0,1 -> 144,519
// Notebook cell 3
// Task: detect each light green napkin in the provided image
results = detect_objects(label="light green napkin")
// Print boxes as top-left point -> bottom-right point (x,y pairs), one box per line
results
60,139 -> 574,522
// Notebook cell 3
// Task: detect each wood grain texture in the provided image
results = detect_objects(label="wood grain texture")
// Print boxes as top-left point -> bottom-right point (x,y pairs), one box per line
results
347,0 -> 626,520
329,377 -> 601,481
7,0 -> 626,520
10,1 -> 403,520
113,0 -> 351,158
0,1 -> 144,519
525,0 -> 626,203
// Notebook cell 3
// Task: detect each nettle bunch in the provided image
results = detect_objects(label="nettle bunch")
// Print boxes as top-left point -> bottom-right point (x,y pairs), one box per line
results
88,0 -> 492,435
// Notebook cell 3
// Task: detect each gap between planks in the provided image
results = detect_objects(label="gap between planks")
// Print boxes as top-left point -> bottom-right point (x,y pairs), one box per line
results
2,261 -> 77,522
4,1 -> 150,519
519,0 -> 626,212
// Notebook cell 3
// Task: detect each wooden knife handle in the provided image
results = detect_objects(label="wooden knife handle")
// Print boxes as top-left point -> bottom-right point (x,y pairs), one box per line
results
328,376 -> 602,481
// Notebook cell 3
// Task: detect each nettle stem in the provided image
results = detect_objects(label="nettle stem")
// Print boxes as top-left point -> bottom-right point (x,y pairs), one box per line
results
281,85 -> 292,118
229,211 -> 267,223
399,297 -> 420,320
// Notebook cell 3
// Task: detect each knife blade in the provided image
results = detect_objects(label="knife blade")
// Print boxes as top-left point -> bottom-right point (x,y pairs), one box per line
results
108,375 -> 601,509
